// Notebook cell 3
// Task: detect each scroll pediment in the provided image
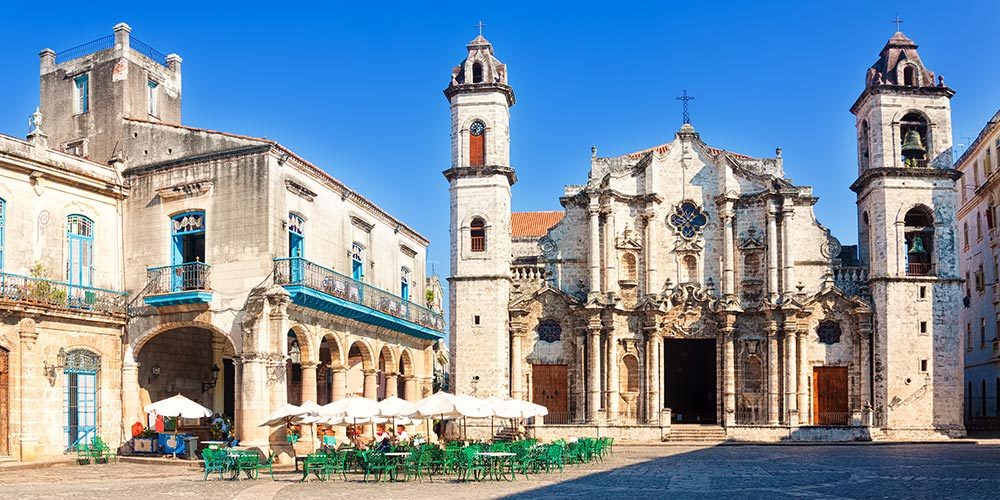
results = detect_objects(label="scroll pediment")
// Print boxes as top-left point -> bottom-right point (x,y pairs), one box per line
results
157,180 -> 212,202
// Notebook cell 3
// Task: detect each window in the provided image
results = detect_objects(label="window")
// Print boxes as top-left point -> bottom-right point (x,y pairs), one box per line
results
967,323 -> 973,351
73,75 -> 89,114
472,62 -> 483,83
63,349 -> 100,448
351,242 -> 365,281
986,149 -> 993,176
147,79 -> 158,116
903,65 -> 916,86
904,206 -> 934,276
288,213 -> 305,282
817,320 -> 842,345
469,120 -> 486,166
537,320 -> 562,343
964,222 -> 970,248
171,212 -> 206,290
919,321 -> 928,334
682,255 -> 698,283
473,315 -> 481,326
0,197 -> 5,270
66,215 -> 94,287
981,318 -> 987,347
621,253 -> 637,282
977,264 -> 986,293
919,359 -> 928,373
668,201 -> 708,239
977,212 -> 983,240
966,272 -> 972,297
470,218 -> 486,252
918,286 -> 927,299
859,120 -> 871,170
988,206 -> 996,230
400,267 -> 411,301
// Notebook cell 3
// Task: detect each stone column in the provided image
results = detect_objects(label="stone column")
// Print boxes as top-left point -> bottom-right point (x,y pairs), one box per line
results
766,202 -> 779,301
605,209 -> 618,295
722,325 -> 736,427
607,334 -> 620,421
721,203 -> 736,297
121,359 -> 141,433
17,319 -> 38,461
781,199 -> 796,297
797,328 -> 809,425
767,324 -> 780,424
646,335 -> 661,424
587,326 -> 601,422
510,328 -> 525,400
784,323 -> 798,425
300,362 -> 318,403
403,376 -> 418,402
238,355 -> 271,448
385,373 -> 399,398
643,210 -> 658,295
331,368 -> 347,401
211,337 -> 226,413
654,336 -> 663,414
589,201 -> 602,295
363,370 -> 378,400
574,332 -> 587,422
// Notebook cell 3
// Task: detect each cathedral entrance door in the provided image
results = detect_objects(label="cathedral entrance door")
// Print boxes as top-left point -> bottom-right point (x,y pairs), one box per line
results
532,364 -> 568,424
813,366 -> 849,426
663,339 -> 717,424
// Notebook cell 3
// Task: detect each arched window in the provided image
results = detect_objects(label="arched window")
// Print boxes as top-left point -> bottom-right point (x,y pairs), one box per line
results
351,242 -> 365,281
861,211 -> 871,265
469,120 -> 486,166
67,215 -> 94,287
470,218 -> 486,252
63,348 -> 100,448
0,197 -> 5,270
621,253 -> 637,282
472,62 -> 483,83
903,65 -> 916,86
682,255 -> 698,283
620,354 -> 639,393
964,222 -> 970,248
400,267 -> 411,302
536,320 -> 562,343
859,120 -> 871,170
900,112 -> 929,166
904,206 -> 934,276
743,253 -> 761,280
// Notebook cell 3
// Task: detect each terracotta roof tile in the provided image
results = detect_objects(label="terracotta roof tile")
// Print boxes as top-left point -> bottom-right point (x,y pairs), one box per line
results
511,211 -> 563,238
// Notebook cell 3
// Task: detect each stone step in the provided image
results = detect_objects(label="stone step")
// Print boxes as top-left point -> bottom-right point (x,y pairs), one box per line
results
665,425 -> 727,442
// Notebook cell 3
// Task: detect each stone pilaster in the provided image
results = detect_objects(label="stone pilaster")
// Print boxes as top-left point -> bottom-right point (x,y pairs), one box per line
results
604,208 -> 618,295
642,210 -> 657,295
721,200 -> 736,297
331,368 -> 346,401
588,201 -> 601,296
722,320 -> 736,427
385,373 -> 399,399
238,354 -> 271,448
606,333 -> 620,420
574,331 -> 586,422
766,323 -> 780,424
121,359 -> 140,434
781,198 -> 796,297
766,202 -> 779,301
586,324 -> 601,421
300,362 -> 318,404
796,328 -> 809,425
784,321 -> 799,425
363,370 -> 378,400
510,326 -> 525,400
211,337 -> 226,412
17,318 -> 38,461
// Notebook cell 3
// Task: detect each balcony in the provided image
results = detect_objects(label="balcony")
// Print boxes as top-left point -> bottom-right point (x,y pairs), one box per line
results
143,262 -> 212,307
0,271 -> 126,315
273,257 -> 445,340
906,262 -> 935,276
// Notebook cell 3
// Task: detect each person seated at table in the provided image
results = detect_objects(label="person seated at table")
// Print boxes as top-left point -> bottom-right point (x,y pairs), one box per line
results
373,424 -> 391,452
395,425 -> 410,445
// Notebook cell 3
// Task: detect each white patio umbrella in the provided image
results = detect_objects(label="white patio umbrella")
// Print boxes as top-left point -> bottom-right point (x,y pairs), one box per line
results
320,395 -> 381,444
143,394 -> 212,419
377,396 -> 420,439
293,400 -> 323,452
413,392 -> 493,441
259,402 -> 303,427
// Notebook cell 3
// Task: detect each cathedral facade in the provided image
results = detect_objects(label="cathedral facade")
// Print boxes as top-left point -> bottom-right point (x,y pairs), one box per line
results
446,32 -> 965,440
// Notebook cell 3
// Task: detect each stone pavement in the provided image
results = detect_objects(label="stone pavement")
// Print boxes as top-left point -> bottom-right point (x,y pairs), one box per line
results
1,444 -> 999,499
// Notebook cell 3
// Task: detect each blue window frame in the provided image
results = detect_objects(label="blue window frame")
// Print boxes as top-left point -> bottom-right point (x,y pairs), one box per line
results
400,267 -> 411,302
288,213 -> 304,282
351,242 -> 365,281
668,201 -> 708,239
66,215 -> 93,287
63,349 -> 99,449
172,212 -> 206,265
0,197 -> 5,270
74,75 -> 89,114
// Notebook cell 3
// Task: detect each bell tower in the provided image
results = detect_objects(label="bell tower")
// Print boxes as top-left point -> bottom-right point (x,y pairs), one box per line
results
850,30 -> 964,436
443,34 -> 517,398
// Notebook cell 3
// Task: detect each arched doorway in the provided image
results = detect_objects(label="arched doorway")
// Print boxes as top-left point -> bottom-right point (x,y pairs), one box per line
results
346,341 -> 373,398
318,335 -> 344,404
399,349 -> 415,401
0,347 -> 8,456
136,327 -> 236,421
64,349 -> 100,449
377,346 -> 395,400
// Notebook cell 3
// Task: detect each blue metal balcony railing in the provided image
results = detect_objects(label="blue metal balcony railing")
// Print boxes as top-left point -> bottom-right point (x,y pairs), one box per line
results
274,257 -> 444,333
0,271 -> 126,314
146,262 -> 212,294
56,35 -> 114,64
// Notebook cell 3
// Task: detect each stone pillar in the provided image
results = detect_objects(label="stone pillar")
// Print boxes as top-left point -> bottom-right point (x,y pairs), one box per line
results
655,336 -> 663,414
113,22 -> 131,51
121,359 -> 141,434
722,325 -> 736,427
767,325 -> 780,424
363,370 -> 378,400
211,338 -> 226,413
721,203 -> 736,297
781,199 -> 796,297
301,362 -> 318,404
17,319 -> 38,461
331,368 -> 347,401
238,355 -> 271,448
643,210 -> 657,295
607,334 -> 619,421
510,328 -> 525,400
587,326 -> 601,421
385,373 -> 399,399
784,324 -> 798,425
646,335 -> 661,424
589,201 -> 601,294
605,209 -> 618,295
766,203 -> 780,300
574,332 -> 587,422
797,328 -> 809,425
403,376 -> 418,402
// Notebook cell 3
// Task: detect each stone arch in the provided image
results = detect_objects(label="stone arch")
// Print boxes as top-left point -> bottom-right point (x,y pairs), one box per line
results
130,321 -> 236,362
378,345 -> 397,374
346,338 -> 375,371
895,203 -> 935,225
319,332 -> 345,369
287,323 -> 317,364
398,348 -> 415,376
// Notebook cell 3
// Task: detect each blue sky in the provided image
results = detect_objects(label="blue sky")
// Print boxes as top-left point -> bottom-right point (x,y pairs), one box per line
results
1,1 -> 997,280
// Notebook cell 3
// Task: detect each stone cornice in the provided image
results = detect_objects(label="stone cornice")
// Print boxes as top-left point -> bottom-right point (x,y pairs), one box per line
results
443,82 -> 516,107
850,84 -> 955,114
442,165 -> 517,186
850,166 -> 961,193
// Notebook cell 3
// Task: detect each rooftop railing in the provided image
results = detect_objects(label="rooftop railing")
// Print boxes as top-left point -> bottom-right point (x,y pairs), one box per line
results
55,33 -> 168,66
0,271 -> 126,315
274,257 -> 444,333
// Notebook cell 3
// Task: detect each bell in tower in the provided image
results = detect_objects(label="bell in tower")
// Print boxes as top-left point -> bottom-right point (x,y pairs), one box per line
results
901,129 -> 927,164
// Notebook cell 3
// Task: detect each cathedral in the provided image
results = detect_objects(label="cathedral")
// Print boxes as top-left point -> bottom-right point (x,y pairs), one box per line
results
446,31 -> 965,440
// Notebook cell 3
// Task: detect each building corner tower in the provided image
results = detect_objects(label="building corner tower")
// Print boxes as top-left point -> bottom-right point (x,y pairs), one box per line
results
443,34 -> 517,398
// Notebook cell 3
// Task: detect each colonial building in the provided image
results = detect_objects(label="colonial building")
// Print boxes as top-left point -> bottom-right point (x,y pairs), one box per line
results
446,31 -> 965,440
0,23 -> 445,461
956,108 -> 1000,430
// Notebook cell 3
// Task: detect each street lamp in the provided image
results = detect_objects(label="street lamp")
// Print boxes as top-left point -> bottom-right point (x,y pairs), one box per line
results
202,364 -> 220,392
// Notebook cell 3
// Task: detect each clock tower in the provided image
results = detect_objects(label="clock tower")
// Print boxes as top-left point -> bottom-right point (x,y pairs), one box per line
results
443,34 -> 517,398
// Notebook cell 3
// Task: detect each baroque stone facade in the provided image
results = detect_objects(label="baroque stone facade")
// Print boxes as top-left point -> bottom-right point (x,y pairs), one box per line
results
447,31 -> 965,439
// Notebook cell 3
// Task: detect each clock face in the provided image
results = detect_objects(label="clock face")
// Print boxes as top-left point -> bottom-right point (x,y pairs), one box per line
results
470,121 -> 485,136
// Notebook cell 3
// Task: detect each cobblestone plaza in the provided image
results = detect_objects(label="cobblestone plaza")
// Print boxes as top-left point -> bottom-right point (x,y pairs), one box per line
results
2,444 -> 999,499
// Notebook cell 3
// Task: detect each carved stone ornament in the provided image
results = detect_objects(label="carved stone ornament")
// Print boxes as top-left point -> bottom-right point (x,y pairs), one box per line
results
539,236 -> 558,258
817,320 -> 842,345
820,231 -> 843,260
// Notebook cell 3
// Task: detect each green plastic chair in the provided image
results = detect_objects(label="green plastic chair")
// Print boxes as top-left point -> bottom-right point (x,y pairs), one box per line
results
232,453 -> 260,480
202,449 -> 228,480
75,443 -> 92,465
256,451 -> 276,480
301,453 -> 329,482
456,447 -> 486,482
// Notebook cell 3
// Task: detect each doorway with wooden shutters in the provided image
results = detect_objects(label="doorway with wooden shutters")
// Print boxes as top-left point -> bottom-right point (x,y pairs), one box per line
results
532,364 -> 568,423
813,366 -> 849,426
0,347 -> 8,456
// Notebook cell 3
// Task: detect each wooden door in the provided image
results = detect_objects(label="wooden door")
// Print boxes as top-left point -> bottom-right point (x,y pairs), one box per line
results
0,348 -> 8,456
812,366 -> 848,426
532,364 -> 568,423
